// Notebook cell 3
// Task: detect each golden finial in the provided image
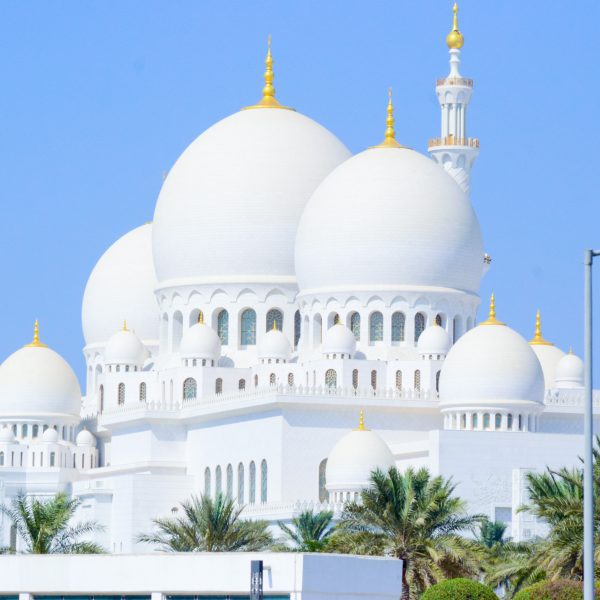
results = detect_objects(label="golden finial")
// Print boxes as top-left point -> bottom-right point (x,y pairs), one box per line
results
374,87 -> 403,149
446,3 -> 464,50
243,35 -> 292,111
122,320 -> 128,331
479,293 -> 505,326
197,311 -> 204,325
272,319 -> 278,331
25,320 -> 48,348
357,410 -> 367,431
529,310 -> 553,346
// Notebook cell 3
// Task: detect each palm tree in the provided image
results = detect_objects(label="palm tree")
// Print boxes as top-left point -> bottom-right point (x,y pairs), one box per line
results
0,491 -> 104,554
336,467 -> 484,600
138,493 -> 273,552
275,510 -> 334,552
477,519 -> 508,549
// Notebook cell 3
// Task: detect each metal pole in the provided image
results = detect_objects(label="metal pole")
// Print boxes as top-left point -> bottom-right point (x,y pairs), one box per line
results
584,249 -> 598,600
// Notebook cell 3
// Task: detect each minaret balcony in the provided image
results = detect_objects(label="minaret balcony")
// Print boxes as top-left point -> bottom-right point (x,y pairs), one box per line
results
436,76 -> 473,88
428,136 -> 479,149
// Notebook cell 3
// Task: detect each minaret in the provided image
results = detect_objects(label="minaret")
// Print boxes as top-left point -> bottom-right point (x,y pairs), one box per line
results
428,3 -> 479,194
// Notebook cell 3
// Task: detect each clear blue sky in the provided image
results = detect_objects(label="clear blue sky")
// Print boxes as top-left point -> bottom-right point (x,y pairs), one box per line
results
1,1 -> 599,383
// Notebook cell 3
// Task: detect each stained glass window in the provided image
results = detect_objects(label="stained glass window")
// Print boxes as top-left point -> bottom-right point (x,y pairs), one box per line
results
294,310 -> 301,348
260,459 -> 268,503
371,370 -> 377,390
215,378 -> 223,394
118,383 -> 125,405
266,308 -> 283,332
414,313 -> 425,342
352,369 -> 358,389
325,369 -> 337,388
217,310 -> 229,345
240,309 -> 256,345
350,312 -> 361,340
249,461 -> 256,504
139,382 -> 147,402
414,370 -> 421,391
391,312 -> 405,342
237,463 -> 244,504
395,370 -> 402,390
183,378 -> 197,400
318,459 -> 328,502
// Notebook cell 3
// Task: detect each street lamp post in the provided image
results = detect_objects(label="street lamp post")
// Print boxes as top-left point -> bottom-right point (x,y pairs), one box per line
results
584,249 -> 600,600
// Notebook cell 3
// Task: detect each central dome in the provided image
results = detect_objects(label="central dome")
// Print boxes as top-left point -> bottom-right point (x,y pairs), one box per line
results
152,108 -> 350,288
295,147 -> 484,295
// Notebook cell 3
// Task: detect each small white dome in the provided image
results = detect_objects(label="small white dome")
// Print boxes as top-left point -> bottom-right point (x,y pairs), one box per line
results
42,427 -> 59,443
152,108 -> 350,288
0,427 -> 15,443
530,344 -> 565,389
417,324 -> 452,356
82,224 -> 158,349
0,337 -> 81,419
104,326 -> 149,365
76,428 -> 97,447
322,323 -> 357,357
180,323 -> 222,361
258,328 -> 291,361
555,352 -> 584,389
326,415 -> 395,493
440,321 -> 545,409
295,147 -> 484,296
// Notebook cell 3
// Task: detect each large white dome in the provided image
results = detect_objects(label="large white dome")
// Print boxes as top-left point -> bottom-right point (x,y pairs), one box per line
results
295,147 -> 484,295
152,108 -> 350,288
82,224 -> 158,348
530,344 -> 565,389
0,341 -> 81,420
440,321 -> 545,408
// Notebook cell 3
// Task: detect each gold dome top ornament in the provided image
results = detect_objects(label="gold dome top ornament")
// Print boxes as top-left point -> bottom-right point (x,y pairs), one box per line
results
25,320 -> 48,348
244,35 -> 293,111
446,3 -> 464,50
479,293 -> 505,326
373,88 -> 404,149
529,310 -> 553,346
355,409 -> 369,431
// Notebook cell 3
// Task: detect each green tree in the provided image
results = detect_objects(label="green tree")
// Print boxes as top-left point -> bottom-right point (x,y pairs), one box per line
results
138,493 -> 273,552
477,519 -> 509,549
275,510 -> 334,552
421,577 -> 498,599
335,467 -> 484,600
0,491 -> 104,554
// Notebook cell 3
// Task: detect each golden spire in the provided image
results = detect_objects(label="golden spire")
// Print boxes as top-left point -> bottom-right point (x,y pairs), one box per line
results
529,310 -> 553,346
198,311 -> 204,325
446,3 -> 464,50
479,293 -> 505,326
374,87 -> 403,149
244,35 -> 292,110
25,320 -> 48,348
272,319 -> 278,331
122,320 -> 128,331
357,409 -> 367,431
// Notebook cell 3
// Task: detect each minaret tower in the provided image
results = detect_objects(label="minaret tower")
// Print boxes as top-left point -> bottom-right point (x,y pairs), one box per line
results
428,3 -> 479,194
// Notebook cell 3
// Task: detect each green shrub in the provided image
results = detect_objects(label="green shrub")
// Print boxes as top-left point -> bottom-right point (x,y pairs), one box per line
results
421,578 -> 498,599
513,579 -> 600,600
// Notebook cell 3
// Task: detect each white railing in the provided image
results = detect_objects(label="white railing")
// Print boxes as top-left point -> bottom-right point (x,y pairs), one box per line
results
242,499 -> 346,518
545,389 -> 600,407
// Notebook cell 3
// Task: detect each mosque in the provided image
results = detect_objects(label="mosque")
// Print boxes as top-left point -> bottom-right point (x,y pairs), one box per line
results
0,5 -> 593,554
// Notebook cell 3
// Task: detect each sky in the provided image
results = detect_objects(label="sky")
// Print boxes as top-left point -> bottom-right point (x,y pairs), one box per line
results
0,1 -> 599,384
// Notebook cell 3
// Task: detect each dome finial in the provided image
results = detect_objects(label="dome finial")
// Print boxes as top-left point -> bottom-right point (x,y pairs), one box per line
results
375,87 -> 403,149
530,309 -> 553,346
272,318 -> 278,331
122,320 -> 128,332
446,2 -> 464,49
479,293 -> 505,326
244,35 -> 292,110
198,311 -> 204,325
25,319 -> 48,348
358,409 -> 366,431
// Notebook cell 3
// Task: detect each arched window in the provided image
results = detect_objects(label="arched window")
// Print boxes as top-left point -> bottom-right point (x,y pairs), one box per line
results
483,413 -> 491,429
395,370 -> 402,390
183,377 -> 197,400
350,312 -> 361,341
215,466 -> 222,495
139,382 -> 147,402
472,413 -> 478,429
226,464 -> 233,499
453,315 -> 461,342
118,383 -> 125,405
238,379 -> 246,390
414,370 -> 421,391
518,414 -> 523,431
370,370 -> 377,390
294,310 -> 301,348
32,424 -> 39,438
435,371 -> 441,392
414,313 -> 425,342
0,452 -> 4,466
495,413 -> 502,430
21,424 -> 28,438
240,309 -> 257,345
287,373 -> 294,386
269,373 -> 276,385
254,374 -> 258,388
325,369 -> 337,388
461,414 -> 467,429
435,314 -> 443,326
507,413 -> 513,430
266,308 -> 283,332
319,459 -> 328,502
369,312 -> 384,342
99,385 -> 104,413
204,467 -> 211,497
352,369 -> 359,389
237,463 -> 244,504
260,459 -> 268,503
217,310 -> 229,345
215,378 -> 223,394
391,312 -> 405,342
50,452 -> 56,467
249,461 -> 256,504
